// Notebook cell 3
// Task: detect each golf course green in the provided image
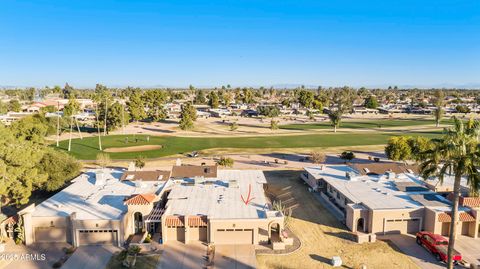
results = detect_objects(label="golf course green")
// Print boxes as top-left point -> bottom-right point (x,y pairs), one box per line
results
280,118 -> 453,130
56,130 -> 441,160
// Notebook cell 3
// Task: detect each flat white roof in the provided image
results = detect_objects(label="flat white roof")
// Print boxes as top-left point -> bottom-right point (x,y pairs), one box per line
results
305,165 -> 452,210
32,169 -> 164,220
165,170 -> 270,219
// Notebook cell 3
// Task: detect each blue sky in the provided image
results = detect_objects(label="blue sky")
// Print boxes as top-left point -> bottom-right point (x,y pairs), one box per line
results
1,0 -> 479,88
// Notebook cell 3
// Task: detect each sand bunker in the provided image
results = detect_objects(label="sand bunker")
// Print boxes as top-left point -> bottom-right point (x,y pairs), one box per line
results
104,145 -> 162,153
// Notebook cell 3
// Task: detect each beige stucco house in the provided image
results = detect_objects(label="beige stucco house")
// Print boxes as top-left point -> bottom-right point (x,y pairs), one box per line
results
19,165 -> 286,248
302,163 -> 480,238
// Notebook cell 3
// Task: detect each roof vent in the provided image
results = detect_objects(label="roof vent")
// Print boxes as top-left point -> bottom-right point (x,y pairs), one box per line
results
95,170 -> 107,186
363,168 -> 370,174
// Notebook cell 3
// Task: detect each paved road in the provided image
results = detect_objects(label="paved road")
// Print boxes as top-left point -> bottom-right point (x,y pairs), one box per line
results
61,245 -> 119,269
2,242 -> 70,269
158,241 -> 206,269
214,245 -> 256,269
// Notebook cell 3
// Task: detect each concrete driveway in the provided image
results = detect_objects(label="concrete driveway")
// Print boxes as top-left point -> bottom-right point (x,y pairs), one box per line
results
61,245 -> 119,269
379,234 -> 447,269
158,241 -> 206,269
455,235 -> 480,267
213,245 -> 256,269
2,242 -> 70,269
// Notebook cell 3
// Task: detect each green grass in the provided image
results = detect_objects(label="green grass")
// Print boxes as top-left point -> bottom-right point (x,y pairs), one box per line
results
56,131 -> 441,160
280,118 -> 453,130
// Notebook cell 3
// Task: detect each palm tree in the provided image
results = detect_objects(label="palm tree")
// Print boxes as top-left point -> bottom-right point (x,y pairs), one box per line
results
328,110 -> 341,133
419,117 -> 480,269
434,90 -> 444,127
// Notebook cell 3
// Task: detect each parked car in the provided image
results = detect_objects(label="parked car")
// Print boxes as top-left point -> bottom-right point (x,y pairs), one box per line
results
416,231 -> 462,264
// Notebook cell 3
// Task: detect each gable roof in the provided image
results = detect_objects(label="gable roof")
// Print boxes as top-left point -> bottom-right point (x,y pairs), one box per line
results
124,193 -> 156,205
171,165 -> 217,178
120,170 -> 171,181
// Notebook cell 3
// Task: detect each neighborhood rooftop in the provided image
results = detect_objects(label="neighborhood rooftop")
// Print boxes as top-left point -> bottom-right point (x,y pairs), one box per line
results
165,170 -> 269,219
304,165 -> 453,210
32,169 -> 166,220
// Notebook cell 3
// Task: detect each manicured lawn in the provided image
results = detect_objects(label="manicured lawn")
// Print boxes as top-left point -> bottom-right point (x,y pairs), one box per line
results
281,118 -> 452,130
55,131 -> 440,160
257,170 -> 419,269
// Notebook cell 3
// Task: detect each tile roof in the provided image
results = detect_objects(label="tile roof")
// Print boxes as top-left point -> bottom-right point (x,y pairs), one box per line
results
171,165 -> 217,178
460,196 -> 480,208
165,216 -> 185,227
188,215 -> 208,227
438,212 -> 476,222
1,216 -> 17,225
124,193 -> 156,205
120,170 -> 171,181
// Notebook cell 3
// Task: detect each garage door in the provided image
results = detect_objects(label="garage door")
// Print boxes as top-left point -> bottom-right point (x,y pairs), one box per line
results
189,227 -> 207,242
35,227 -> 67,243
214,229 -> 253,245
166,227 -> 185,242
78,230 -> 117,246
385,219 -> 420,234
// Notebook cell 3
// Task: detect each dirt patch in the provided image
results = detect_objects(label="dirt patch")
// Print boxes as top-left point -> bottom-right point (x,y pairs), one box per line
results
104,145 -> 162,153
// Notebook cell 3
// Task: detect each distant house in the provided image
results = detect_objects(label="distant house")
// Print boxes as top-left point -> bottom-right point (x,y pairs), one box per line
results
241,109 -> 259,117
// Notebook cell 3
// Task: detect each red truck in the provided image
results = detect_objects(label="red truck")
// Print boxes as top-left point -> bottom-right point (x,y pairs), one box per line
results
416,231 -> 462,264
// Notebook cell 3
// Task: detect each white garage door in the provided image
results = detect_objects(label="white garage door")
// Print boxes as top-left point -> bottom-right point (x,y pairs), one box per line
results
385,218 -> 421,234
35,227 -> 67,243
78,230 -> 118,246
214,229 -> 253,245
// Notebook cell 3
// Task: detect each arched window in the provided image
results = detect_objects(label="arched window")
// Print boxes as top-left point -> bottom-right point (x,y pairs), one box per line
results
134,212 -> 143,234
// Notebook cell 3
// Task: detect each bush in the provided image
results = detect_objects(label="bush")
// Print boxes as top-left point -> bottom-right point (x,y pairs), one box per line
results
64,247 -> 75,254
52,261 -> 62,268
217,156 -> 234,167
144,233 -> 152,243
340,151 -> 355,161
135,156 -> 146,170
310,151 -> 326,164
128,245 -> 141,256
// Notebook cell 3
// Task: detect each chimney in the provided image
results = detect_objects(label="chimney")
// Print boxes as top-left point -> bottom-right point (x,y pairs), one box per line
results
176,158 -> 182,166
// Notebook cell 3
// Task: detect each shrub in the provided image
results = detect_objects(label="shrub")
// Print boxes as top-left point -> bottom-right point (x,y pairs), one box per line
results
217,156 -> 234,167
310,151 -> 326,164
128,245 -> 141,256
144,233 -> 152,243
340,151 -> 355,161
52,261 -> 62,268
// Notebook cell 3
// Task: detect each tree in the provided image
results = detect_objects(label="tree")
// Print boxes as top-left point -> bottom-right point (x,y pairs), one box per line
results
217,156 -> 234,167
407,136 -> 432,162
242,88 -> 254,104
298,90 -> 315,108
208,91 -> 220,108
38,149 -> 82,191
63,97 -> 80,117
0,126 -> 49,206
310,151 -> 326,164
270,119 -> 279,130
455,105 -> 470,114
143,90 -> 167,121
127,91 -> 146,122
179,103 -> 197,130
194,90 -> 206,104
10,115 -> 50,143
419,118 -> 480,269
7,100 -> 21,112
433,90 -> 444,127
385,136 -> 412,161
99,101 -> 129,133
364,95 -> 379,109
0,101 -> 7,114
134,156 -> 146,170
96,153 -> 111,169
257,106 -> 280,118
328,110 -> 341,133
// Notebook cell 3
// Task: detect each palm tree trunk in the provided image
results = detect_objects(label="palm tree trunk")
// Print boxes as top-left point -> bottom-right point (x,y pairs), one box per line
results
447,174 -> 461,269
334,125 -> 337,133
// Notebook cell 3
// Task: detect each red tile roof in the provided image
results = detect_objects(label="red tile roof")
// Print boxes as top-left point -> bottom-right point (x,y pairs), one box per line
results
188,215 -> 207,227
1,216 -> 17,225
124,193 -> 156,205
165,216 -> 185,227
460,196 -> 480,208
438,212 -> 476,222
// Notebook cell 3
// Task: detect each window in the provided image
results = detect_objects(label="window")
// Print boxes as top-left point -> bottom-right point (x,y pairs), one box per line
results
337,192 -> 340,199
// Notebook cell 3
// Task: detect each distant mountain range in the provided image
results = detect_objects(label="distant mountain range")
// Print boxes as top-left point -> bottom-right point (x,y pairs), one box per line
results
1,83 -> 480,90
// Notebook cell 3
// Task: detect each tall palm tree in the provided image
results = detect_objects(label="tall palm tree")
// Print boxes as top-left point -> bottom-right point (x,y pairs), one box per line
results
434,90 -> 445,127
419,117 -> 480,269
